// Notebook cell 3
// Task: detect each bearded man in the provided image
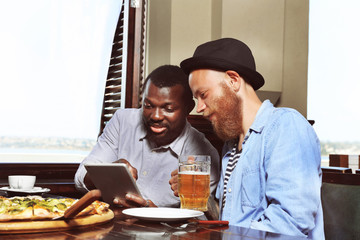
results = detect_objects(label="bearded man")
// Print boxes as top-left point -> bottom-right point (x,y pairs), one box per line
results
179,38 -> 324,239
75,65 -> 220,208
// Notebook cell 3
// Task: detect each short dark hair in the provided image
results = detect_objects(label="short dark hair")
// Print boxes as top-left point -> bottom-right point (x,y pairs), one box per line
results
144,65 -> 194,108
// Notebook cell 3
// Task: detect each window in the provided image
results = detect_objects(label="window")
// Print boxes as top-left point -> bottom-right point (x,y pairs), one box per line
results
308,0 -> 360,162
0,1 -> 125,163
99,0 -> 147,134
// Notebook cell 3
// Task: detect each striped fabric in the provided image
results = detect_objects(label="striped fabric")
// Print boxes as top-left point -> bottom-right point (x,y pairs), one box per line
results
221,144 -> 242,210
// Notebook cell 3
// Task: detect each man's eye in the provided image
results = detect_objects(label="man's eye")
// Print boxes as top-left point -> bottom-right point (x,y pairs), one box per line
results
144,102 -> 152,108
164,106 -> 175,112
199,92 -> 206,99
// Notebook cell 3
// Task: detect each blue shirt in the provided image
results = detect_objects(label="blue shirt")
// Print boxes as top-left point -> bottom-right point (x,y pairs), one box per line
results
216,100 -> 324,239
75,108 -> 220,207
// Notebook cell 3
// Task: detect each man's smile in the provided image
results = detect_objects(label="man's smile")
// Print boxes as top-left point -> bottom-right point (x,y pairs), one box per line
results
150,125 -> 167,134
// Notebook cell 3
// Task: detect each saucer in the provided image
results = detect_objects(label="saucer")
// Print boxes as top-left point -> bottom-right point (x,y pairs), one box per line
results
0,186 -> 50,195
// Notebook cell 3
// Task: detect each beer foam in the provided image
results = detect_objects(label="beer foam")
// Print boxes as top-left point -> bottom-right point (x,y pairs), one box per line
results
178,171 -> 209,175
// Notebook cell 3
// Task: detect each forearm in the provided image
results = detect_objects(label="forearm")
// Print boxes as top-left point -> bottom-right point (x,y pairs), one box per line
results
250,202 -> 311,237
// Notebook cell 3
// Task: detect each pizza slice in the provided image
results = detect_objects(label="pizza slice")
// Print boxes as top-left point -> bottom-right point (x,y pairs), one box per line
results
32,198 -> 73,220
0,196 -> 110,222
0,196 -> 35,221
76,200 -> 109,216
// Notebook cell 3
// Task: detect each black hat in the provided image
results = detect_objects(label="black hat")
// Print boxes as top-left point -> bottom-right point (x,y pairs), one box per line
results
180,38 -> 265,90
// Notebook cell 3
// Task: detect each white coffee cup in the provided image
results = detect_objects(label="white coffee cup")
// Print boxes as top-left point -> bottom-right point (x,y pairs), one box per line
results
8,175 -> 36,190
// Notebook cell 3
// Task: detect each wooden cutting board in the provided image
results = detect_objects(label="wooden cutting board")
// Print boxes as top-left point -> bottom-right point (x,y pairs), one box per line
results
0,210 -> 114,234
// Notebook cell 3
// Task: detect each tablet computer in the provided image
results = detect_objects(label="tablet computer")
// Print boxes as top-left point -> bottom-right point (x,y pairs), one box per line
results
84,163 -> 142,204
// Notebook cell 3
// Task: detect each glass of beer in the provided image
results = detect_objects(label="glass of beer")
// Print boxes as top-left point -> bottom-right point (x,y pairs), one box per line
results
178,155 -> 210,211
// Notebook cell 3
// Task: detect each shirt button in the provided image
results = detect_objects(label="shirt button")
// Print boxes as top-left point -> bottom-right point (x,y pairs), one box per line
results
142,171 -> 148,176
228,188 -> 232,193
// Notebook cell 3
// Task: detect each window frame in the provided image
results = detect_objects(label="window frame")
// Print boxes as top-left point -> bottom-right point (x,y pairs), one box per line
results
0,0 -> 148,195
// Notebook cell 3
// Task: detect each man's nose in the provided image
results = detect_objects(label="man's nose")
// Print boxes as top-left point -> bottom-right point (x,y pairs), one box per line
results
196,98 -> 206,113
151,107 -> 164,121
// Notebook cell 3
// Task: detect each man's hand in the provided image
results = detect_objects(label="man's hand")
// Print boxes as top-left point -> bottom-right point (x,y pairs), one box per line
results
113,194 -> 157,208
111,159 -> 156,207
113,158 -> 138,180
169,169 -> 179,197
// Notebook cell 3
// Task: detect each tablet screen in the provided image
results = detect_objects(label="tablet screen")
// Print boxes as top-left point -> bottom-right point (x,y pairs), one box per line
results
84,163 -> 142,204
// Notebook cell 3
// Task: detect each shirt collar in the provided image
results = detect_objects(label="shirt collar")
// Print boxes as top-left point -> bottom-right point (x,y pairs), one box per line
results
223,100 -> 274,157
167,121 -> 191,156
138,113 -> 148,140
249,99 -> 274,133
139,120 -> 191,157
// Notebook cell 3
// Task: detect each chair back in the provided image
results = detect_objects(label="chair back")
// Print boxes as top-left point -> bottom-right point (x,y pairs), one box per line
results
322,182 -> 360,239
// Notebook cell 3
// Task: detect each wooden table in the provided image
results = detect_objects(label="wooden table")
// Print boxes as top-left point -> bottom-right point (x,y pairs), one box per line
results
0,206 -> 306,239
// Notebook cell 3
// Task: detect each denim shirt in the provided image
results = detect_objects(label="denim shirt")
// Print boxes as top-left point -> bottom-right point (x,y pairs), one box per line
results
216,100 -> 324,239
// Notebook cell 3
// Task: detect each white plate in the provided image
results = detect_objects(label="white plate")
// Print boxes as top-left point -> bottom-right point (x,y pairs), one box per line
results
0,186 -> 50,194
122,207 -> 204,222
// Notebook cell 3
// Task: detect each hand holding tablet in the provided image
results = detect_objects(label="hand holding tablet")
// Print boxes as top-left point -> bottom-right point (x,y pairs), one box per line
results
84,163 -> 144,206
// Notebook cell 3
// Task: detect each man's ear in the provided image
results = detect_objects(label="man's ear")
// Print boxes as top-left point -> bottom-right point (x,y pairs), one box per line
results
186,99 -> 196,115
225,70 -> 242,92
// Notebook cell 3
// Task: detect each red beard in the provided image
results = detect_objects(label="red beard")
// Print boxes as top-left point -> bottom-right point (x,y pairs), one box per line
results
208,82 -> 243,141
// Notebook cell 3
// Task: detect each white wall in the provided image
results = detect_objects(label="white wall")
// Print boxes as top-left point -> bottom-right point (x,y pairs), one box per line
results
147,0 -> 309,117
